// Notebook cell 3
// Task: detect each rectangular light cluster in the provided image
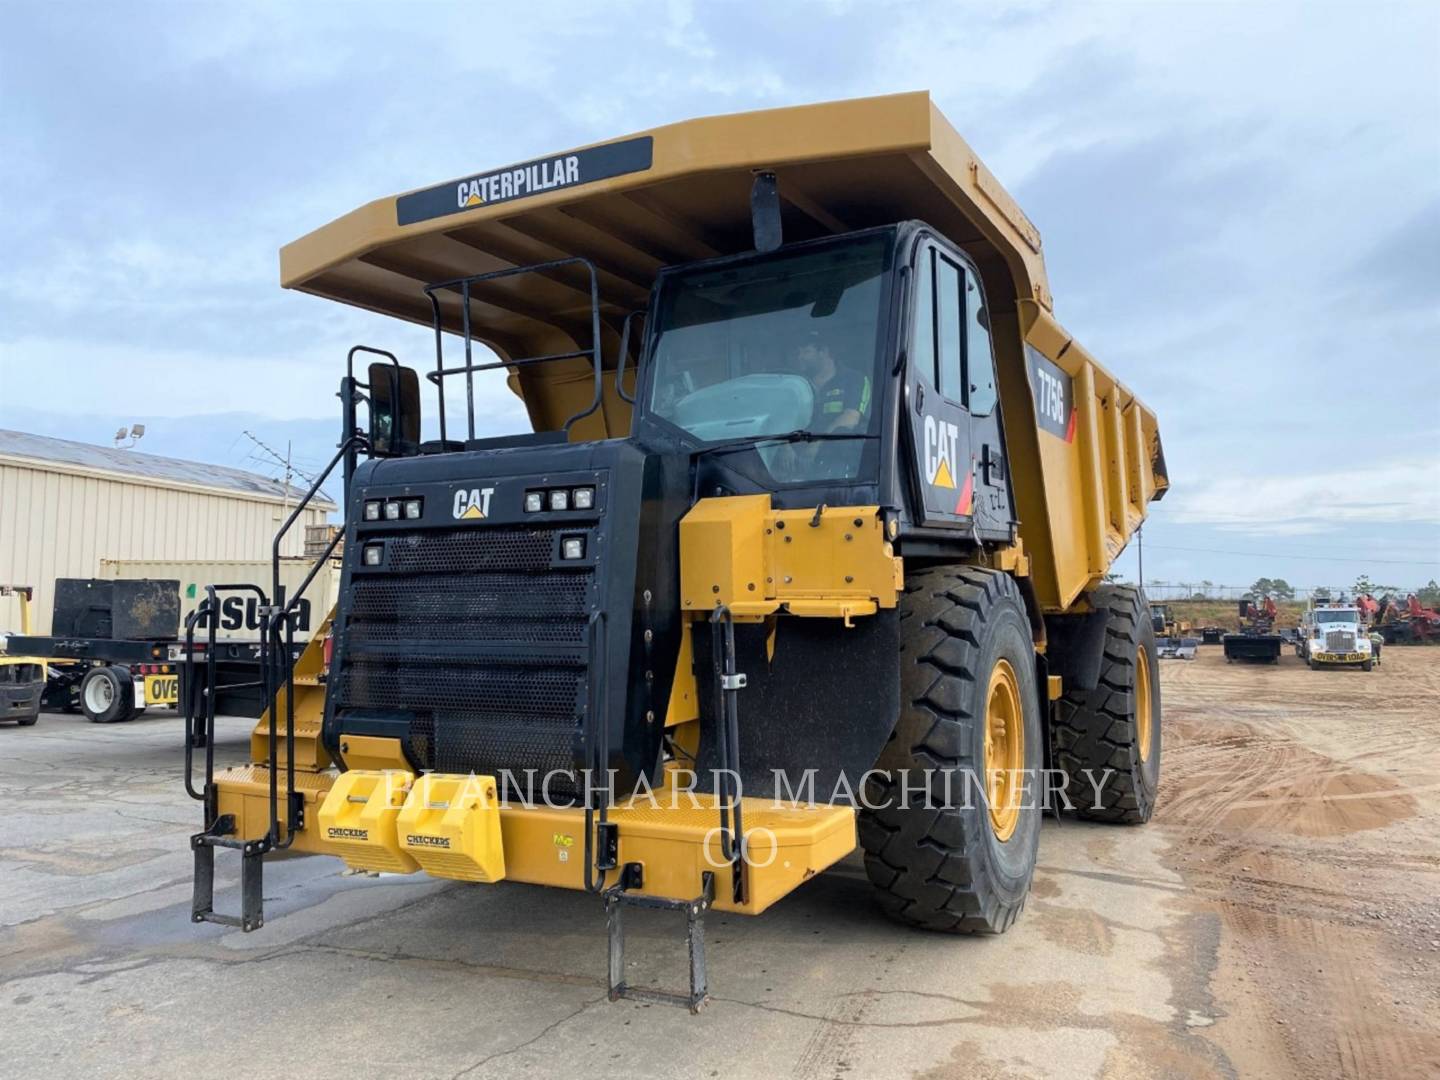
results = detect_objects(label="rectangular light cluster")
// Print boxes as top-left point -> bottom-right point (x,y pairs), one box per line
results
524,486 -> 595,513
363,497 -> 424,522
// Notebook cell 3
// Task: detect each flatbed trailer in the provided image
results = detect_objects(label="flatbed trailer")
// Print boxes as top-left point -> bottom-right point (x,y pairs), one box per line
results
1223,632 -> 1283,663
10,633 -> 306,724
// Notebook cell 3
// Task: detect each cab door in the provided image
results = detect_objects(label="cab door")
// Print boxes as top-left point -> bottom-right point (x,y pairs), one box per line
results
960,262 -> 1016,542
905,243 -> 973,526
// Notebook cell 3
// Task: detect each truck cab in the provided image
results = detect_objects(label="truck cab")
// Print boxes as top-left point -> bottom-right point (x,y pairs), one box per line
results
1299,604 -> 1373,670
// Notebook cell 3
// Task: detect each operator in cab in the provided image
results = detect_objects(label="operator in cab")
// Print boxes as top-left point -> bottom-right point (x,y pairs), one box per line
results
792,331 -> 871,434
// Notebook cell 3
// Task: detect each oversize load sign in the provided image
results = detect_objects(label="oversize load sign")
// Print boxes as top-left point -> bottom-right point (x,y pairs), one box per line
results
396,136 -> 654,226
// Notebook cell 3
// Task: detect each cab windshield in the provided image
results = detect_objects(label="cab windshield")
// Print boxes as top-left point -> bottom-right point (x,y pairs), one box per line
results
644,234 -> 891,483
1315,610 -> 1360,624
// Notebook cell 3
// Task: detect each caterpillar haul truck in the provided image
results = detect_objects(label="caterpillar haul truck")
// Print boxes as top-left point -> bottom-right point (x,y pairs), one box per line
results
183,92 -> 1168,1009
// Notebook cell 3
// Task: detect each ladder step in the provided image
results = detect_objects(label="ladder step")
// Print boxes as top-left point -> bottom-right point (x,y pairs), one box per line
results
606,870 -> 714,1013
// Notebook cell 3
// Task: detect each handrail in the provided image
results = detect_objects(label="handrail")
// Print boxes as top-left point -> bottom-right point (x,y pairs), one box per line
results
583,609 -> 610,893
182,583 -> 267,812
424,256 -> 605,439
615,311 -> 645,405
264,435 -> 364,849
346,345 -> 399,385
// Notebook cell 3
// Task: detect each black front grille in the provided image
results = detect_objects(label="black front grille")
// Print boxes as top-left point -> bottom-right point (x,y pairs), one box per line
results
385,527 -> 558,573
348,571 -> 590,644
334,525 -> 595,791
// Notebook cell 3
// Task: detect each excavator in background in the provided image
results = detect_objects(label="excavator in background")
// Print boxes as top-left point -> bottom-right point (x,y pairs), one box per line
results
1374,594 -> 1440,645
1223,595 -> 1283,664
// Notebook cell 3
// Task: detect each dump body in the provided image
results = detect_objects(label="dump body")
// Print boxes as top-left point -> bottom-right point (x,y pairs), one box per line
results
282,92 -> 1165,612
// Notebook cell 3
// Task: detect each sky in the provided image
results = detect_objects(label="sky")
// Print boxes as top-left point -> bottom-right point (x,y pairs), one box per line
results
1,0 -> 1437,595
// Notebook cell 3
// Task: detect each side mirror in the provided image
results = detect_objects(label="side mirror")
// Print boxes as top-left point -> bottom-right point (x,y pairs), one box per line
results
368,362 -> 421,456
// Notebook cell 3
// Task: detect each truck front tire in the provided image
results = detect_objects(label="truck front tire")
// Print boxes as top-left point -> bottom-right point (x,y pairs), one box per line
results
859,566 -> 1042,934
1051,585 -> 1162,824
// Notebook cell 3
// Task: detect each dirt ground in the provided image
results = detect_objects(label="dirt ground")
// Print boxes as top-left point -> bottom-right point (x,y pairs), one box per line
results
1157,645 -> 1440,1078
0,645 -> 1436,1078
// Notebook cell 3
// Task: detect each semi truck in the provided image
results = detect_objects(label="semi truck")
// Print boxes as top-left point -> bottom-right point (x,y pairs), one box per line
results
1297,600 -> 1374,670
10,559 -> 337,723
180,92 -> 1169,1008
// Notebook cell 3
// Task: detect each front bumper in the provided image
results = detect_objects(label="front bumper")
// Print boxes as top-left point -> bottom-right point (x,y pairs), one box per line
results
1311,651 -> 1369,665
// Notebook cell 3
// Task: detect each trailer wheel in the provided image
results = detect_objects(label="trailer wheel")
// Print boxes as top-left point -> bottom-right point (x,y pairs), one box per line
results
1052,584 -> 1161,824
859,566 -> 1042,934
80,667 -> 135,723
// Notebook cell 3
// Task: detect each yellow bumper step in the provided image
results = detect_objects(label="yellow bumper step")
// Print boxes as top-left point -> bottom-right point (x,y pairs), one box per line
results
218,769 -> 856,914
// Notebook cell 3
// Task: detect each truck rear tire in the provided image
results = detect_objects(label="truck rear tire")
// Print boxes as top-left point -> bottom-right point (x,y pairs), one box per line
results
859,566 -> 1042,934
80,666 -> 135,724
1052,584 -> 1161,824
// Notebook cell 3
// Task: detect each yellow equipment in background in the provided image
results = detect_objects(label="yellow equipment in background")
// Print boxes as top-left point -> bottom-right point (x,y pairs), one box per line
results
0,585 -> 46,727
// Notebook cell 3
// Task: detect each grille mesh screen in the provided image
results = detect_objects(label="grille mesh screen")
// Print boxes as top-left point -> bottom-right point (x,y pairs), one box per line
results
334,525 -> 593,790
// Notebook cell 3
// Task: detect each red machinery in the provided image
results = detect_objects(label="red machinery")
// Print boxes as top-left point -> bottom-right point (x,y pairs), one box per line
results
1375,594 -> 1440,645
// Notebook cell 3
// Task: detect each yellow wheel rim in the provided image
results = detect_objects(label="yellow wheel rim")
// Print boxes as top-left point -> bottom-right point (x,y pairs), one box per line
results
1136,645 -> 1153,763
984,658 -> 1024,842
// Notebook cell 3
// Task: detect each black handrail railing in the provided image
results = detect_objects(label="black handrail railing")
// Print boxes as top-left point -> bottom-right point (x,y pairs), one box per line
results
262,434 -> 366,849
583,609 -> 611,893
615,311 -> 645,406
423,256 -> 605,439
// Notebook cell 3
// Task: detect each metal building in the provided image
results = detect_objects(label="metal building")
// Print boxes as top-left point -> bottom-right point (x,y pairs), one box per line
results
0,430 -> 335,633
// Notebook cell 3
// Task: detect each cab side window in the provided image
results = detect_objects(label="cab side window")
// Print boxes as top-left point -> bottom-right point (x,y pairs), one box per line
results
965,267 -> 999,415
936,254 -> 965,404
913,249 -> 937,387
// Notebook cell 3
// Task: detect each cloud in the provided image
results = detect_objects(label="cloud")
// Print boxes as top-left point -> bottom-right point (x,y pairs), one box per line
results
1165,458 -> 1440,535
2,0 -> 1438,585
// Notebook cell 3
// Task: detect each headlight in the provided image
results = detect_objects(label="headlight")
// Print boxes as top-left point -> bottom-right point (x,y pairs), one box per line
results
549,490 -> 570,512
560,536 -> 585,560
403,498 -> 423,519
364,500 -> 382,521
525,491 -> 545,513
362,543 -> 384,567
572,487 -> 595,510
384,500 -> 402,521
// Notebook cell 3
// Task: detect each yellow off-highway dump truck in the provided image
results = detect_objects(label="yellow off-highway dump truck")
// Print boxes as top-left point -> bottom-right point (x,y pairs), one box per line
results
183,92 -> 1168,1010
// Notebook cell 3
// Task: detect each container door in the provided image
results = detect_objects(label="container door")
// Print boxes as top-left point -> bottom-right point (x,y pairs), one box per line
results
905,244 -> 974,526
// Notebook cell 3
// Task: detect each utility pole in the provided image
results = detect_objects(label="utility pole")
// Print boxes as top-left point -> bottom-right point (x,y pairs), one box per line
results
1137,523 -> 1144,590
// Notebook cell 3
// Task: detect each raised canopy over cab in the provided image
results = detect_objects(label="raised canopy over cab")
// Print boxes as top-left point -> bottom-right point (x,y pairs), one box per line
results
280,91 -> 1166,611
